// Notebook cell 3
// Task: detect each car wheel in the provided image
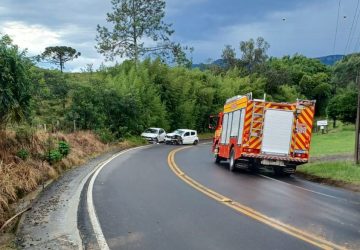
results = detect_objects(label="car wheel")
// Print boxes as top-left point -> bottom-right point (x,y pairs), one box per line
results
154,138 -> 159,144
229,148 -> 236,172
193,140 -> 198,145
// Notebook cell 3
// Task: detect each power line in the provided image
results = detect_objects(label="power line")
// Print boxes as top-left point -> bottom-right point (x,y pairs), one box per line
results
354,14 -> 360,51
333,0 -> 342,54
344,0 -> 360,54
352,10 -> 360,52
354,24 -> 360,51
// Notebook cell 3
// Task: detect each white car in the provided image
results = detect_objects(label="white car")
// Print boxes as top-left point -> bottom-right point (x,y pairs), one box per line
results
165,129 -> 199,145
141,128 -> 166,143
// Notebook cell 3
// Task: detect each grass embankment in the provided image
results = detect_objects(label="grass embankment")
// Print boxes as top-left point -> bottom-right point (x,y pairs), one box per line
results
298,124 -> 359,187
298,162 -> 360,187
310,125 -> 355,157
0,130 -> 145,229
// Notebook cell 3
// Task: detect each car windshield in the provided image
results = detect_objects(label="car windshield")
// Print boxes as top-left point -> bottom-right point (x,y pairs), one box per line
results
144,128 -> 158,134
173,129 -> 185,135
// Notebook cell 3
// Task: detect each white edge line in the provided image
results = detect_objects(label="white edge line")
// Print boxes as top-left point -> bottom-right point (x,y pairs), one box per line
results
86,145 -> 151,250
258,174 -> 347,201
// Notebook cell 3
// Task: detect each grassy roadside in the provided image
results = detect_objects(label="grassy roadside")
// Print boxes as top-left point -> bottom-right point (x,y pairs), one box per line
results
310,126 -> 355,157
298,162 -> 360,188
297,124 -> 359,189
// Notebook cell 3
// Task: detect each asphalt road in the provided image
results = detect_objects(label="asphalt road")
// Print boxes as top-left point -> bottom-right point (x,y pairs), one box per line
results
88,143 -> 360,250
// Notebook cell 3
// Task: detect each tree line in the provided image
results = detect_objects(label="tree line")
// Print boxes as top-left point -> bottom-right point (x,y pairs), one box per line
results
1,31 -> 357,140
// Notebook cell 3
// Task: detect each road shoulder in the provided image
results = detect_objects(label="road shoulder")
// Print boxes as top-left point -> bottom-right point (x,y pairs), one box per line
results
15,149 -> 125,249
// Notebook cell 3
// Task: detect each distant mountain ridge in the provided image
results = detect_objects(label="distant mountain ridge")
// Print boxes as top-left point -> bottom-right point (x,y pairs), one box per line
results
315,55 -> 344,65
192,55 -> 344,69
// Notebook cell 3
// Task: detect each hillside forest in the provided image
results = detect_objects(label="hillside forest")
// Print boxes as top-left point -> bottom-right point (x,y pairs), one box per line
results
0,33 -> 357,142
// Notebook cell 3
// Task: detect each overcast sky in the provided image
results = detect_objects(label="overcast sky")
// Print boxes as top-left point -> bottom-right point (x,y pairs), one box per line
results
0,0 -> 359,71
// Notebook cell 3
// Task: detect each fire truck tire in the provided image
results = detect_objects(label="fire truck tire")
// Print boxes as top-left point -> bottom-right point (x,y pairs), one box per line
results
214,145 -> 221,163
229,148 -> 235,172
215,154 -> 221,163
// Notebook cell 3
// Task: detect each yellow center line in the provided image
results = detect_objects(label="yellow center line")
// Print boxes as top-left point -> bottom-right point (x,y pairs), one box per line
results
167,147 -> 347,250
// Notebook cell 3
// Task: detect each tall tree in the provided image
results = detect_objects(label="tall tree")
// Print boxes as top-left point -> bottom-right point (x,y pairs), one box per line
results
332,53 -> 360,92
0,34 -> 32,126
221,45 -> 237,69
327,89 -> 357,125
96,0 -> 174,63
41,46 -> 81,72
171,44 -> 194,68
240,37 -> 269,72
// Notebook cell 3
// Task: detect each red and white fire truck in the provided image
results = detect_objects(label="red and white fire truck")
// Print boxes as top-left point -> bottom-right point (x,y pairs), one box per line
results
211,93 -> 316,175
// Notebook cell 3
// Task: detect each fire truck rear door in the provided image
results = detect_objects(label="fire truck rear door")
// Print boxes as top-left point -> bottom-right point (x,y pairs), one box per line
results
262,109 -> 294,156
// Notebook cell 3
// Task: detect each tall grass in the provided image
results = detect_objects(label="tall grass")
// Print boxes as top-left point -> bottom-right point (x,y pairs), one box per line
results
0,130 -> 109,227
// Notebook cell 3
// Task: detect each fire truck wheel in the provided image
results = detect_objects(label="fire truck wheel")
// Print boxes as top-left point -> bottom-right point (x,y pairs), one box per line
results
229,148 -> 235,172
215,154 -> 221,163
214,145 -> 221,163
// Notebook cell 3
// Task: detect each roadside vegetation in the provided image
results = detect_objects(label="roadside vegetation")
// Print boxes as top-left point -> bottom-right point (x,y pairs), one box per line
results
0,130 -> 102,224
298,162 -> 360,187
0,129 -> 146,227
198,133 -> 215,140
310,124 -> 355,157
298,124 -> 357,186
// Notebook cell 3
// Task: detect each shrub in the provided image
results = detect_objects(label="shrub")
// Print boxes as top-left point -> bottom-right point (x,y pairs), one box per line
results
126,136 -> 148,146
43,136 -> 56,152
96,129 -> 116,143
58,141 -> 70,156
16,149 -> 29,160
47,149 -> 62,165
15,125 -> 35,144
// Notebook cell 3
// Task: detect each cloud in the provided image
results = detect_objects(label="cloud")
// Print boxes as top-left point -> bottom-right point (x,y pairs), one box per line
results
166,0 -> 208,15
1,0 -> 357,69
186,0 -> 354,63
0,0 -> 113,71
1,21 -> 62,54
0,6 -> 8,14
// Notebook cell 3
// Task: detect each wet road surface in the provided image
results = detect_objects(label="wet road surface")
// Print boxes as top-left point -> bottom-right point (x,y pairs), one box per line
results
89,143 -> 360,249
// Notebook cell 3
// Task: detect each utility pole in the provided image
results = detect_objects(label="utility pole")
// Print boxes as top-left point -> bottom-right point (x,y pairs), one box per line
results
355,71 -> 360,164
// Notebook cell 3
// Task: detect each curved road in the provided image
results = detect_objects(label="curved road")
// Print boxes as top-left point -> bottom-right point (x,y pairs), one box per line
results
82,143 -> 360,250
